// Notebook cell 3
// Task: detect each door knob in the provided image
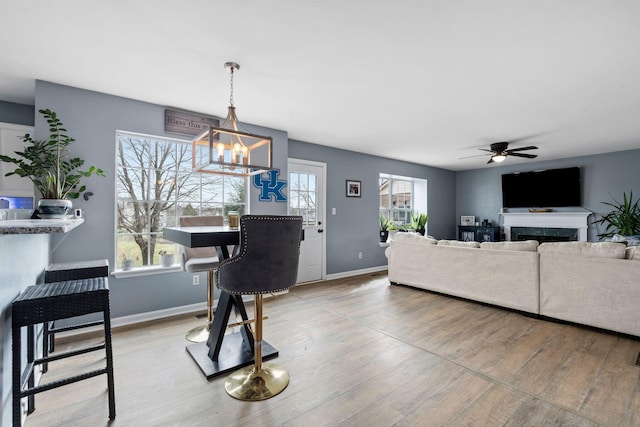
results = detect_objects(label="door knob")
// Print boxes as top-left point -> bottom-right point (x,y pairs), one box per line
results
318,229 -> 324,233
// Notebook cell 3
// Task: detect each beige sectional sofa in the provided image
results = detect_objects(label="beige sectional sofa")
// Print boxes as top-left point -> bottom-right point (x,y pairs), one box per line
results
386,233 -> 640,336
539,242 -> 640,337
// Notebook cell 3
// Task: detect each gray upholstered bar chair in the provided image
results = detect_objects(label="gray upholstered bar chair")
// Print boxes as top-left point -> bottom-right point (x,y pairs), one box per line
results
216,214 -> 303,401
179,215 -> 224,342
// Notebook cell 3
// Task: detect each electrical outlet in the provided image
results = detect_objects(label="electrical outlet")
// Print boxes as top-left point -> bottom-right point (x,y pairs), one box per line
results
193,275 -> 199,285
358,252 -> 363,259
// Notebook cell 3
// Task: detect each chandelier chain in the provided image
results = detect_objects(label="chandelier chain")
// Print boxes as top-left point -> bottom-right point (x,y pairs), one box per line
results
229,66 -> 235,107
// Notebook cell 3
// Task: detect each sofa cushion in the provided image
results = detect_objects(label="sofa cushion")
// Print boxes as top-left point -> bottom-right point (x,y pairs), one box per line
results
480,240 -> 539,252
393,232 -> 438,245
626,246 -> 640,261
437,240 -> 481,248
538,242 -> 626,259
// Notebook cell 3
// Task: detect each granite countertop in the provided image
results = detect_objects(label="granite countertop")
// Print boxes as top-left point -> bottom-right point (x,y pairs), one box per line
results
0,218 -> 84,235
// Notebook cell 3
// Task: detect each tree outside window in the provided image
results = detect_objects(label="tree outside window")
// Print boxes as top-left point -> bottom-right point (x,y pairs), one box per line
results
116,132 -> 245,269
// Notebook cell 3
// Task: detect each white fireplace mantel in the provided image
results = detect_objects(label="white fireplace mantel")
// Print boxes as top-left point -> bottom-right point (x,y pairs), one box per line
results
501,210 -> 592,241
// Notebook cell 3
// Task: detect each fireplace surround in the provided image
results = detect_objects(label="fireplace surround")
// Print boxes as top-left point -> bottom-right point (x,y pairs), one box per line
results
502,210 -> 591,242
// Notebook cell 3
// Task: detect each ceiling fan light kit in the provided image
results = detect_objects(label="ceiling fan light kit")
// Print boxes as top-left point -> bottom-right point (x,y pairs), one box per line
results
480,141 -> 539,164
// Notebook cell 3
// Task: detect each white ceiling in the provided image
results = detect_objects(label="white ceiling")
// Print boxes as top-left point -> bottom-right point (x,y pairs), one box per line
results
2,1 -> 640,171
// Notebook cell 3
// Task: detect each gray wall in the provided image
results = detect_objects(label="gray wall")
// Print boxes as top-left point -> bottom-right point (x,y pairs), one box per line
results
0,101 -> 34,126
288,139 -> 457,274
34,81 -> 288,319
0,234 -> 50,427
456,149 -> 640,241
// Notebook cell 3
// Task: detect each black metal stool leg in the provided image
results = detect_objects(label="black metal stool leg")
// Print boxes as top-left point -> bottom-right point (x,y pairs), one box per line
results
103,300 -> 116,419
12,320 -> 22,427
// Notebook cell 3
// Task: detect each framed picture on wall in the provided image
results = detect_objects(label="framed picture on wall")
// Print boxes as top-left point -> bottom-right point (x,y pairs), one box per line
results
461,215 -> 475,226
346,180 -> 361,197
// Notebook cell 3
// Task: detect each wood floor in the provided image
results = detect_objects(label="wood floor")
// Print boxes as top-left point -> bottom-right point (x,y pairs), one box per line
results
23,273 -> 640,426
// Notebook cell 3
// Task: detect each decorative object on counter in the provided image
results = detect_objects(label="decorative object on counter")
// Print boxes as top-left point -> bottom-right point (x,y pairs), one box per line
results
410,211 -> 429,235
228,210 -> 239,228
0,108 -> 106,218
593,191 -> 640,239
461,215 -> 475,226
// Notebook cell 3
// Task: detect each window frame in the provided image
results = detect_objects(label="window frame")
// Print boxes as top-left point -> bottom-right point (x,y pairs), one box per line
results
114,130 -> 247,274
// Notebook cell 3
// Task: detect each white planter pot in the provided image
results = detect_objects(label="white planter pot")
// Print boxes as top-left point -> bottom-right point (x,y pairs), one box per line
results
37,199 -> 72,218
161,254 -> 175,267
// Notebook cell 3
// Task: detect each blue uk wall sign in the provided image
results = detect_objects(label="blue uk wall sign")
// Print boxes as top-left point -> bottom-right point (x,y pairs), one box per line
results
252,169 -> 287,202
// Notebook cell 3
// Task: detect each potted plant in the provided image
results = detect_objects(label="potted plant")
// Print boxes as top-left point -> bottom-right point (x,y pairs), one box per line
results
593,191 -> 640,239
0,108 -> 106,217
159,250 -> 175,267
388,222 -> 399,241
379,215 -> 392,242
410,211 -> 429,235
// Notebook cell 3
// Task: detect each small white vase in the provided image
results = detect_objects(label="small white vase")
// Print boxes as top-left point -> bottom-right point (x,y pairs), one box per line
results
161,254 -> 175,267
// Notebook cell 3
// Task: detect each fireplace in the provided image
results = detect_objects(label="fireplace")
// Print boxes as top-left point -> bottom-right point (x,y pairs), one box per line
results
511,226 -> 578,243
501,210 -> 591,242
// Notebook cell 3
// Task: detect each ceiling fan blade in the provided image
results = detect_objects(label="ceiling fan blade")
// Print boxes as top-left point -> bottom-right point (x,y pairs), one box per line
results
459,153 -> 491,159
487,157 -> 495,164
478,148 -> 493,153
507,146 -> 538,153
508,152 -> 538,159
508,133 -> 545,144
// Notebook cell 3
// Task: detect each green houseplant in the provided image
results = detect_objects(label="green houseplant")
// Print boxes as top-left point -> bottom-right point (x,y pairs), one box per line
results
410,211 -> 428,235
0,108 -> 106,216
379,215 -> 392,242
593,191 -> 640,238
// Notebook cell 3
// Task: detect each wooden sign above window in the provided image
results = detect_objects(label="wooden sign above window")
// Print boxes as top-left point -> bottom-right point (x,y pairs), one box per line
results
164,109 -> 220,136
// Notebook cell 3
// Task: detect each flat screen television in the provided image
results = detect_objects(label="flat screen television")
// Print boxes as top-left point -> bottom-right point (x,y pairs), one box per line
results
501,167 -> 581,208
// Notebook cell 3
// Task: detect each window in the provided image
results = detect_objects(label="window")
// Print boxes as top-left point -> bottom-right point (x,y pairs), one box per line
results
289,172 -> 317,226
379,173 -> 427,229
116,131 -> 246,270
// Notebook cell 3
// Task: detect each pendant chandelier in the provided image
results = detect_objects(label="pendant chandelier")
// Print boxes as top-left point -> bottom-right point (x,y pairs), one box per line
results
192,62 -> 273,176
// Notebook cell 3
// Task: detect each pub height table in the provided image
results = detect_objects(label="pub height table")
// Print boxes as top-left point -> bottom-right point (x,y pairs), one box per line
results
163,225 -> 279,379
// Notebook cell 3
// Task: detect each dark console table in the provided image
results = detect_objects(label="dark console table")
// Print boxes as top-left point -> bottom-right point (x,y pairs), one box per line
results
163,225 -> 278,379
458,225 -> 501,242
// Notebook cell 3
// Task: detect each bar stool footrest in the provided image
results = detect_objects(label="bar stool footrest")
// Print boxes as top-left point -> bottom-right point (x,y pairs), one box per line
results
49,320 -> 104,334
20,368 -> 109,398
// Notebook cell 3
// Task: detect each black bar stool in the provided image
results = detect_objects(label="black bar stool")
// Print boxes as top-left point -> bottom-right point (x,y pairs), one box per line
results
12,277 -> 115,426
42,259 -> 109,370
216,215 -> 303,401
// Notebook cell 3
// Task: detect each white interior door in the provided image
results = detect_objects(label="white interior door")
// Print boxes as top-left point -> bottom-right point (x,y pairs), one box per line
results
288,159 -> 325,283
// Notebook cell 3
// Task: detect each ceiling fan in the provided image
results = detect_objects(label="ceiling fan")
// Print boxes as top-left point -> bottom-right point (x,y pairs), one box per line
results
471,141 -> 539,164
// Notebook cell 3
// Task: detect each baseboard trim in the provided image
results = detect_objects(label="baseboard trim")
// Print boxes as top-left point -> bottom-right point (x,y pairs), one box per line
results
104,266 -> 387,329
111,301 -> 211,329
324,265 -> 388,281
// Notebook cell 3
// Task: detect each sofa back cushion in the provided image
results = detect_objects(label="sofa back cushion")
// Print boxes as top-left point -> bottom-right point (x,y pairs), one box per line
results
393,232 -> 438,245
480,240 -> 539,252
437,240 -> 481,248
626,246 -> 640,261
538,241 -> 626,259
